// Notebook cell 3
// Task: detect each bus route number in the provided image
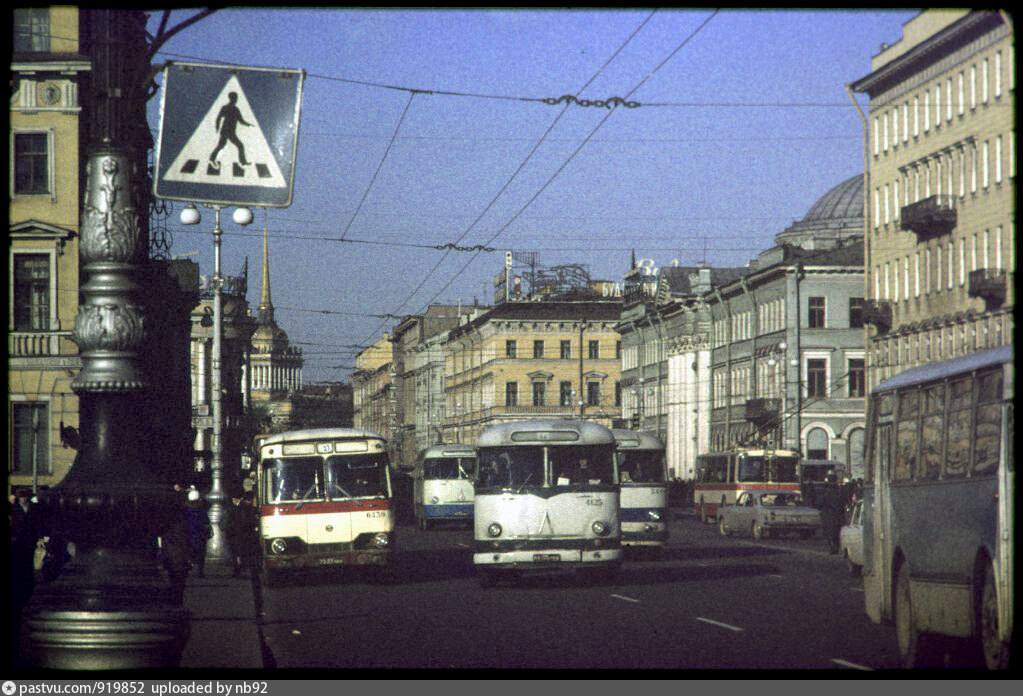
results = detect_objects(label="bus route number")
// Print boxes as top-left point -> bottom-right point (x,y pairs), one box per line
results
366,510 -> 386,518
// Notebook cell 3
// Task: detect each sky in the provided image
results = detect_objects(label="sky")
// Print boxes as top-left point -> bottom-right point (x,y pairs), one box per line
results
145,8 -> 919,384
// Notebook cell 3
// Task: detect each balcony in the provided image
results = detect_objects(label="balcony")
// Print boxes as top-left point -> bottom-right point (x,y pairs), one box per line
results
745,398 -> 781,423
968,268 -> 1009,310
900,194 -> 957,240
862,300 -> 892,335
9,330 -> 73,357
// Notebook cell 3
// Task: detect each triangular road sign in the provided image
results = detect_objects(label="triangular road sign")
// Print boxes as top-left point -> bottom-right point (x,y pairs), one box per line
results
163,75 -> 286,188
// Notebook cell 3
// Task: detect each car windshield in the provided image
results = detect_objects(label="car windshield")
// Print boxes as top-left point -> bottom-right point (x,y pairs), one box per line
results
325,453 -> 389,499
423,457 -> 475,480
761,493 -> 805,507
619,450 -> 666,483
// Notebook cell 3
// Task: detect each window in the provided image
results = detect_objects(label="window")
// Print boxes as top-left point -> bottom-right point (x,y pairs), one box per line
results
895,390 -> 919,481
958,72 -> 965,116
808,297 -> 825,328
531,381 -> 546,407
532,340 -> 544,359
11,402 -> 50,475
615,381 -> 621,407
847,296 -> 863,329
505,340 -> 516,358
848,358 -> 865,398
588,340 -> 599,360
945,378 -> 971,478
13,254 -> 50,331
616,340 -> 621,360
13,9 -> 49,52
560,340 -> 571,360
560,381 -> 573,407
807,359 -> 827,398
806,428 -> 829,461
505,382 -> 518,407
919,384 -> 944,480
586,381 -> 600,406
13,132 -> 51,196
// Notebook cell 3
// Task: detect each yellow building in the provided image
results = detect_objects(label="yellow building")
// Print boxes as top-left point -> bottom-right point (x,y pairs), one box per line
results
443,300 -> 622,445
352,335 -> 394,440
851,10 -> 1014,389
9,8 -> 90,496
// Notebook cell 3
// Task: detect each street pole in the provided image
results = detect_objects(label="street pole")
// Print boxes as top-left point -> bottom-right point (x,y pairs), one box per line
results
208,205 -> 228,561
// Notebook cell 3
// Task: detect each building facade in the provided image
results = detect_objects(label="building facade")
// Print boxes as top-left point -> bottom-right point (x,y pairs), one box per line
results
443,299 -> 622,445
9,7 -> 90,496
851,10 -> 1014,390
352,335 -> 394,441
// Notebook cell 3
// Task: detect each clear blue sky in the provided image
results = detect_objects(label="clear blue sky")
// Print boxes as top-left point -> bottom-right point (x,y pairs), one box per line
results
146,8 -> 918,383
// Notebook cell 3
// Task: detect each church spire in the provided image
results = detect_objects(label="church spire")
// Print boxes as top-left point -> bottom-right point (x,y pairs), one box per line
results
258,218 -> 274,324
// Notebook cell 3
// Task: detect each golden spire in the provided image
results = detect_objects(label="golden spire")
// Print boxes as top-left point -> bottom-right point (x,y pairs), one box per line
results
258,217 -> 273,322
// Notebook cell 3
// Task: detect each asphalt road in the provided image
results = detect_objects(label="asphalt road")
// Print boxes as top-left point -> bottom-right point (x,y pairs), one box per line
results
254,510 -> 921,671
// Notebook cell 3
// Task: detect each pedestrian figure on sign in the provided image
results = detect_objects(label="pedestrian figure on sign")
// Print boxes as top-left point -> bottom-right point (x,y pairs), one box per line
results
184,487 -> 211,578
209,92 -> 251,167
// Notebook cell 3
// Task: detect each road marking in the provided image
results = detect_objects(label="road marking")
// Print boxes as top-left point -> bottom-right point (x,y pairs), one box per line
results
849,586 -> 864,592
696,617 -> 744,632
831,658 -> 873,671
457,542 -> 471,549
768,573 -> 784,578
610,593 -> 640,604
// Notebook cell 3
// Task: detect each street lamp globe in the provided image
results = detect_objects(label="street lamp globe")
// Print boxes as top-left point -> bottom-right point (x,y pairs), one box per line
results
233,207 -> 254,226
180,204 -> 201,225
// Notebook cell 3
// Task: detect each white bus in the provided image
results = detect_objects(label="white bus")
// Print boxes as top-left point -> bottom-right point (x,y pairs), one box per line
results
473,419 -> 621,586
413,444 -> 476,529
862,345 -> 1012,669
612,429 -> 668,550
255,428 -> 395,579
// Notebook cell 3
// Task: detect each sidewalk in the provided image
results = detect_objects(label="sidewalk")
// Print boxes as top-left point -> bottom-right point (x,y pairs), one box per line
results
179,565 -> 264,669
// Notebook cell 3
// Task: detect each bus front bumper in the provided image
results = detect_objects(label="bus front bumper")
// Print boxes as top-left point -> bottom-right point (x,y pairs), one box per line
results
473,548 -> 622,569
264,548 -> 391,569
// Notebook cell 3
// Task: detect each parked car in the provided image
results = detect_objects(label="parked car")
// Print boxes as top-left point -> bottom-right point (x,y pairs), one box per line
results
839,499 -> 864,576
718,490 -> 821,540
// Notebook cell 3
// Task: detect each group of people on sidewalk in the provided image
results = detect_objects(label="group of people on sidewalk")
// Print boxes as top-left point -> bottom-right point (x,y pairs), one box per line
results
175,485 -> 261,579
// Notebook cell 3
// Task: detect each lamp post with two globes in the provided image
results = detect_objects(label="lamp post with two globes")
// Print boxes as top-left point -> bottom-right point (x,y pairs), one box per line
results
766,341 -> 800,450
180,203 -> 253,563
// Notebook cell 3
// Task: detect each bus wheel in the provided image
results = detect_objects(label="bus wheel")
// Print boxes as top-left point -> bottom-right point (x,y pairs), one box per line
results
719,517 -> 730,537
752,521 -> 765,541
844,549 -> 861,577
980,561 -> 1010,670
895,562 -> 942,668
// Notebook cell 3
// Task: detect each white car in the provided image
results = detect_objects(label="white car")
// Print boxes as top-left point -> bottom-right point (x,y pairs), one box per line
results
718,490 -> 821,540
839,500 -> 864,576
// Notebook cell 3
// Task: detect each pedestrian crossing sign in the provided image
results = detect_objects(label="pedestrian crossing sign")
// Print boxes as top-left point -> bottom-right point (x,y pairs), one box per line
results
154,62 -> 304,208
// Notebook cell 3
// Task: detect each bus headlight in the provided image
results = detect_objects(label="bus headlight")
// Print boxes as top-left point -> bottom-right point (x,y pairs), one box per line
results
647,510 -> 662,521
371,532 -> 390,548
591,521 -> 610,537
487,522 -> 502,538
270,538 -> 288,555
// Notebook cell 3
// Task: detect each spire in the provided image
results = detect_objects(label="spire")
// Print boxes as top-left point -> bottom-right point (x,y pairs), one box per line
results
258,219 -> 273,324
630,248 -> 637,270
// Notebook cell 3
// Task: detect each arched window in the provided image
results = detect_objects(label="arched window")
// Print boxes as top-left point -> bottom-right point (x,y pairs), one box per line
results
847,428 -> 865,481
807,427 -> 829,460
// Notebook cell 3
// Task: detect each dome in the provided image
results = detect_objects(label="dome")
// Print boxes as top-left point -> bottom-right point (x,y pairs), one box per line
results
775,174 -> 864,249
802,174 -> 863,223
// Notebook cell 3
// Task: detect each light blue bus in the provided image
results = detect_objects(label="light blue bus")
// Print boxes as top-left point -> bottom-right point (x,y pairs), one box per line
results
412,444 -> 476,529
862,345 -> 1012,669
612,429 -> 668,550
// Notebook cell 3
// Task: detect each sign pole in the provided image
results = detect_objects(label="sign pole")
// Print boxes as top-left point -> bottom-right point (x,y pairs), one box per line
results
207,204 -> 228,562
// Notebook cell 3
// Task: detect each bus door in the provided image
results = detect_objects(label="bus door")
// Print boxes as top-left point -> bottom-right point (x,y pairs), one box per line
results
871,421 -> 894,624
996,402 -> 1013,642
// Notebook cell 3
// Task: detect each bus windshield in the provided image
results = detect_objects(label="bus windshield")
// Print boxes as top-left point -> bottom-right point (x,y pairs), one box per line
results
619,451 -> 666,483
477,447 -> 543,489
326,453 -> 389,499
264,456 -> 324,503
423,457 -> 475,480
549,445 -> 615,486
737,455 -> 799,483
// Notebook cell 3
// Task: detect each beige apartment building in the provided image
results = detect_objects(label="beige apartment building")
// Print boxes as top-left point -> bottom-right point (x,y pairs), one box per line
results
352,335 -> 395,442
851,10 -> 1014,389
443,300 -> 622,446
9,8 -> 89,496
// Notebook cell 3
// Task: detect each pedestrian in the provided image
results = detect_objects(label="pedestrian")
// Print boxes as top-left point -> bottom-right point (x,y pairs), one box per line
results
226,492 -> 260,578
184,487 -> 211,578
819,474 -> 844,554
160,485 -> 191,604
10,489 -> 40,657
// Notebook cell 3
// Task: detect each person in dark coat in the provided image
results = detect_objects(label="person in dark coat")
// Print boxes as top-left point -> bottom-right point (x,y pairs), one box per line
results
819,474 -> 844,554
10,490 -> 40,658
184,487 -> 211,578
226,492 -> 260,578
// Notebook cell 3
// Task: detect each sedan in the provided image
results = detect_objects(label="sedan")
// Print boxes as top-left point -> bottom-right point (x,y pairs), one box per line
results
718,490 -> 821,540
839,500 -> 864,575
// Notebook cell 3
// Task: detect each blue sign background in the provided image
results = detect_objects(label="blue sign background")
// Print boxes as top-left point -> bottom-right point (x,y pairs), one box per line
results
154,62 -> 304,208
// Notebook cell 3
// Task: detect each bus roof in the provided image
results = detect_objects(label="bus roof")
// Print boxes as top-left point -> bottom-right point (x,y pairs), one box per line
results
417,444 -> 476,459
476,419 -> 615,447
258,427 -> 386,446
611,429 -> 665,450
698,448 -> 801,458
875,344 -> 1012,394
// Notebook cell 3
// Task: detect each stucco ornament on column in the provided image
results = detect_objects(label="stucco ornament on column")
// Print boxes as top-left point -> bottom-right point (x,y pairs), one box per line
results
72,148 -> 148,393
